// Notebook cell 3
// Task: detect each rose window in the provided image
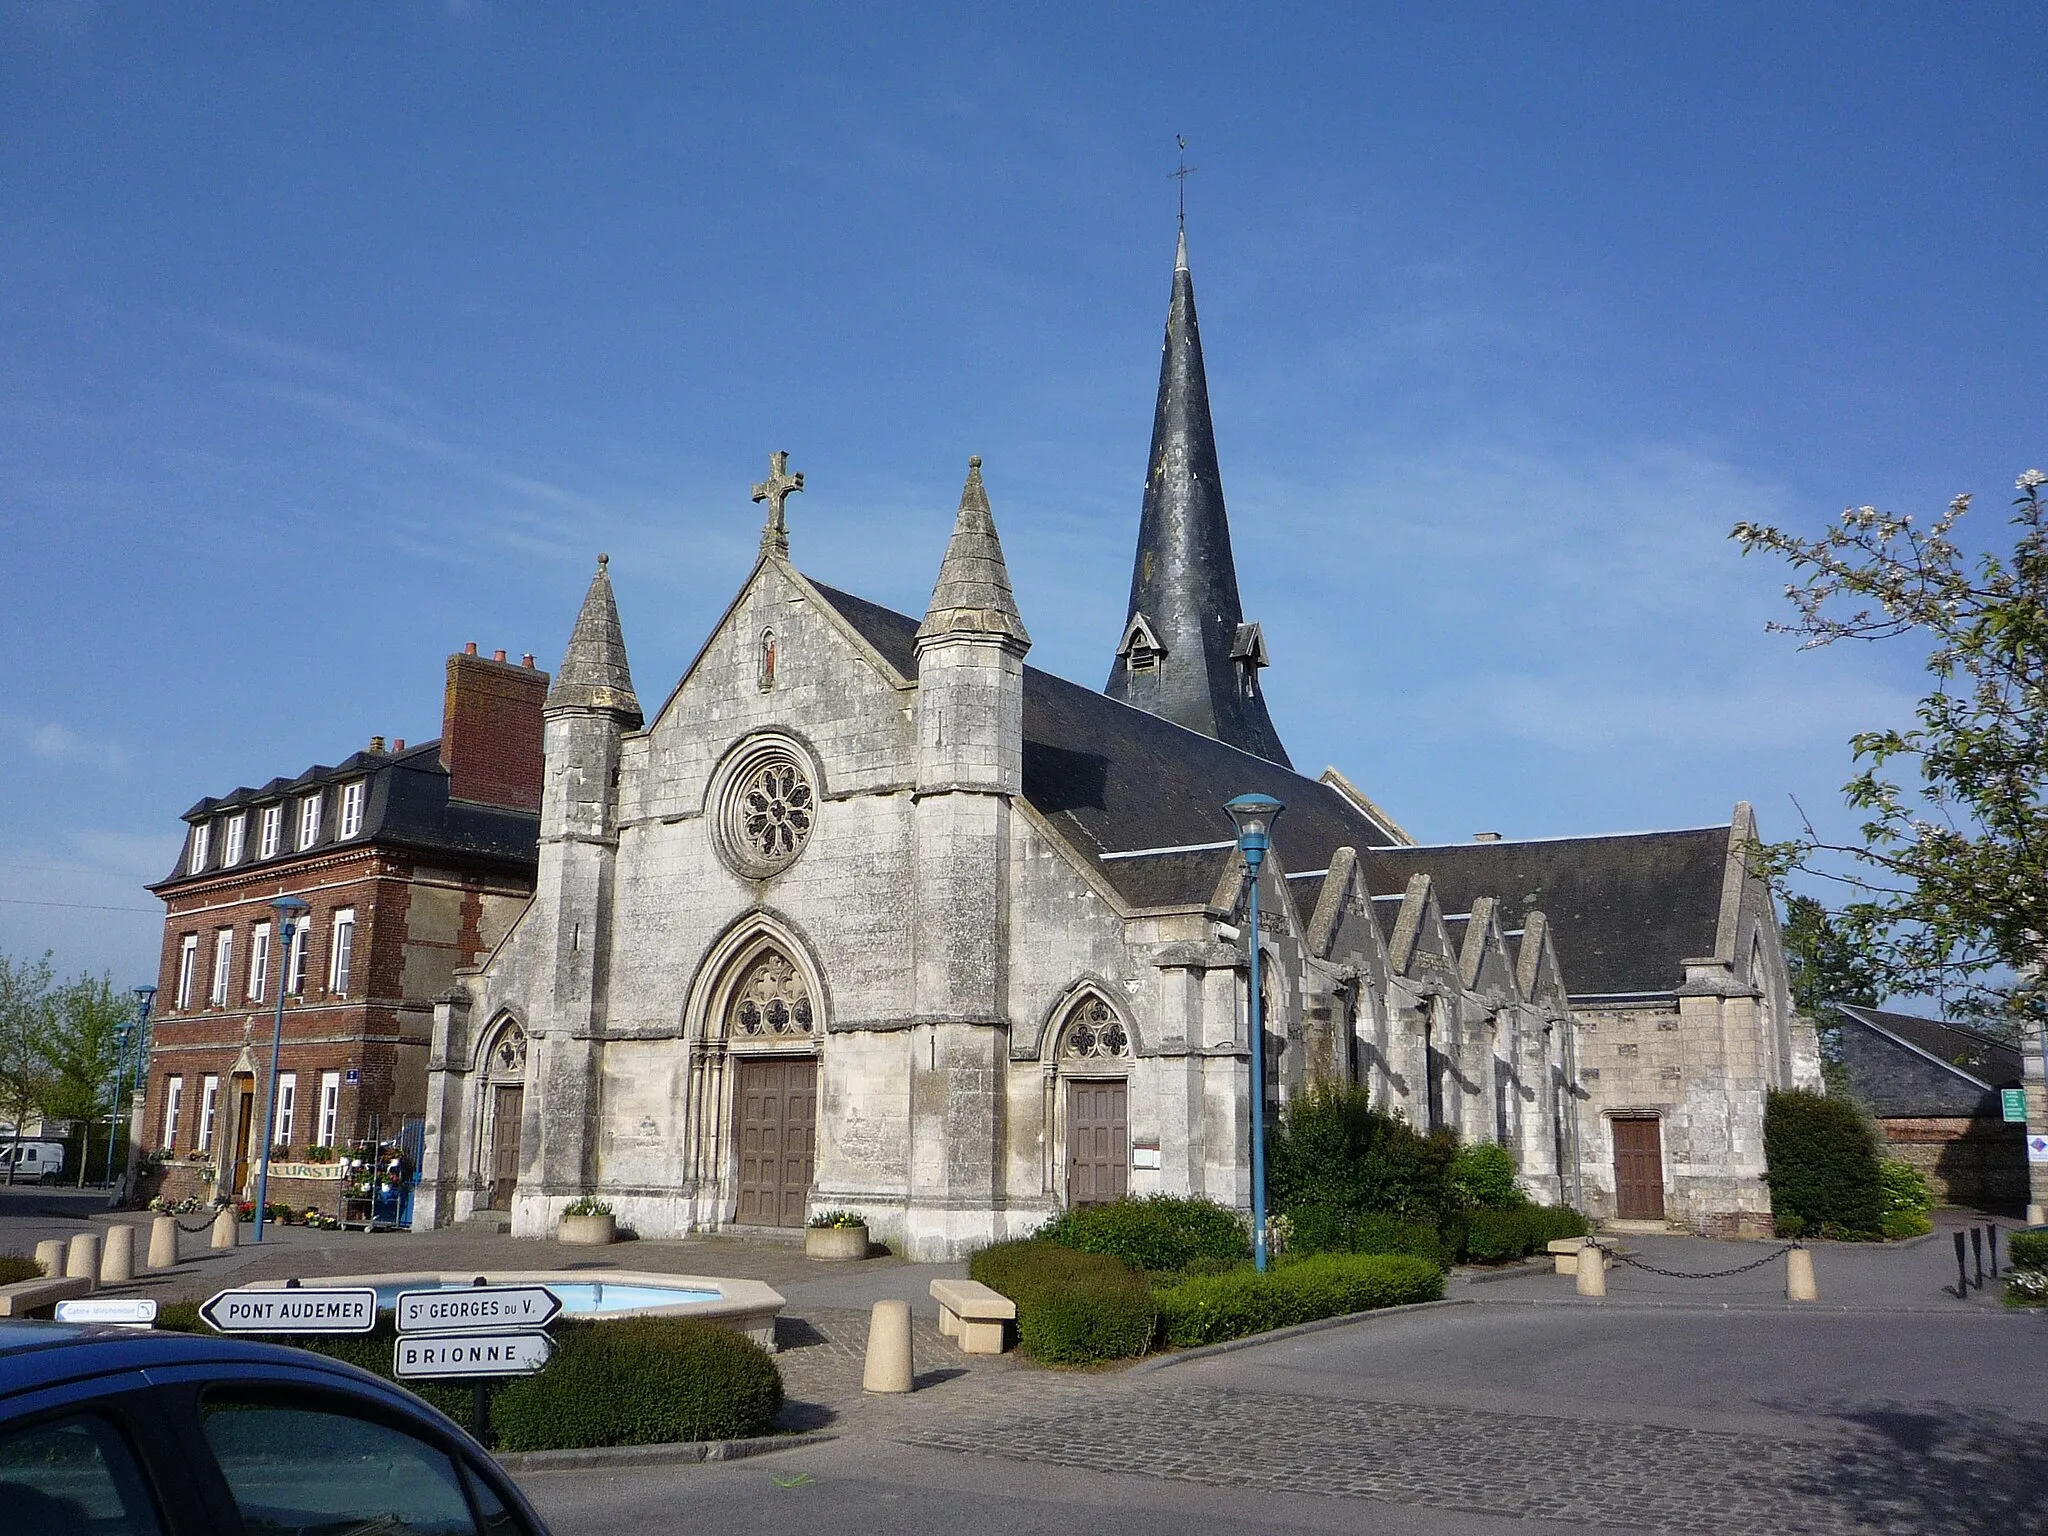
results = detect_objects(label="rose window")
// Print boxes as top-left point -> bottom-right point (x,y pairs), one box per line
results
731,953 -> 814,1037
717,740 -> 818,877
1062,997 -> 1129,1059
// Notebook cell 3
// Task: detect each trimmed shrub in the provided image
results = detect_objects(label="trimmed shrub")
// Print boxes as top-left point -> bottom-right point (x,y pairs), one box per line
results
1266,1084 -> 1461,1231
0,1254 -> 43,1284
1286,1206 -> 1444,1264
970,1239 -> 1157,1364
1154,1253 -> 1444,1348
1764,1089 -> 1885,1239
2009,1229 -> 2048,1272
1878,1158 -> 1933,1241
492,1318 -> 781,1450
1038,1196 -> 1247,1274
1449,1144 -> 1527,1211
1464,1204 -> 1590,1264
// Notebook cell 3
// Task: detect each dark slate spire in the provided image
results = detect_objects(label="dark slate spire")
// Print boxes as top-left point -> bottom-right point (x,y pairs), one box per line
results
546,553 -> 642,727
1103,230 -> 1291,767
916,457 -> 1031,654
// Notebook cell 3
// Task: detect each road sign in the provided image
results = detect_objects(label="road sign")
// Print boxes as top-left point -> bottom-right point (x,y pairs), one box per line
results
200,1287 -> 378,1334
393,1330 -> 554,1380
55,1298 -> 158,1326
394,1285 -> 561,1335
2004,1088 -> 2029,1124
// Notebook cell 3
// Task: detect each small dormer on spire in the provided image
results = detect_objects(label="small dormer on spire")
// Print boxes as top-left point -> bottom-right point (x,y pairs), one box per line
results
915,457 -> 1031,655
546,553 -> 642,728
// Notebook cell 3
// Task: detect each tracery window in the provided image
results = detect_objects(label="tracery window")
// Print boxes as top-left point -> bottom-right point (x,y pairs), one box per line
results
1061,996 -> 1129,1060
715,738 -> 817,877
729,952 -> 814,1038
489,1022 -> 528,1079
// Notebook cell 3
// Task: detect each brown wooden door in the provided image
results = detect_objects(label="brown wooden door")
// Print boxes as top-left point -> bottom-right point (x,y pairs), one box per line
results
1067,1078 -> 1128,1206
231,1083 -> 256,1197
1612,1117 -> 1665,1220
735,1057 -> 816,1227
489,1085 -> 524,1211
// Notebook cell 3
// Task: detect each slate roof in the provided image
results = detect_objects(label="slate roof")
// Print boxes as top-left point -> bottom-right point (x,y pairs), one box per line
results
1835,1005 -> 2024,1090
809,581 -> 1397,912
1365,827 -> 1734,1000
151,740 -> 540,893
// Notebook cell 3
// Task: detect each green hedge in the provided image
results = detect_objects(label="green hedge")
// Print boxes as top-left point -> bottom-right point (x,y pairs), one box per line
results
970,1239 -> 1156,1363
1464,1204 -> 1589,1264
492,1317 -> 780,1450
1448,1144 -> 1527,1211
1037,1196 -> 1248,1275
1266,1085 -> 1461,1230
2010,1229 -> 2048,1271
1154,1253 -> 1444,1348
156,1303 -> 782,1448
0,1254 -> 42,1284
1764,1089 -> 1885,1239
1285,1206 -> 1446,1264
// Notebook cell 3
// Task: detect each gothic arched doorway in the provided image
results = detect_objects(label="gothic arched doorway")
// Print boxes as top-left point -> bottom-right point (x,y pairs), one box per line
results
1055,993 -> 1132,1207
723,948 -> 818,1228
481,1019 -> 527,1212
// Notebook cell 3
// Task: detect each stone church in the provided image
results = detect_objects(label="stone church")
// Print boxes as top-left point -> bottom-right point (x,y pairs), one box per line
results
416,231 -> 1821,1256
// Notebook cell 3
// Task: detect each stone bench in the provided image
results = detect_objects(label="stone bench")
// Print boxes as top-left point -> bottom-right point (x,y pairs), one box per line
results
0,1276 -> 93,1318
1548,1238 -> 1591,1275
930,1278 -> 1016,1355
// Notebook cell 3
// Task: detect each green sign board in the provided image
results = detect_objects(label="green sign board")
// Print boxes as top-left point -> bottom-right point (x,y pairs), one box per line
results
2003,1087 -> 2029,1124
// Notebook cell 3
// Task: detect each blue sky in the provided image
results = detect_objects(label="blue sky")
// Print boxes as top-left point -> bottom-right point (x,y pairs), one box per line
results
3,4 -> 2044,987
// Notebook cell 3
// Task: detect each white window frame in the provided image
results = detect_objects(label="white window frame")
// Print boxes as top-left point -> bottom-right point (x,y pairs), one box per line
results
259,805 -> 282,860
162,1075 -> 184,1150
209,929 -> 234,1008
188,823 -> 210,875
329,908 -> 356,995
338,780 -> 365,839
287,919 -> 310,995
298,792 -> 322,851
317,1071 -> 342,1147
222,814 -> 246,867
176,935 -> 199,1010
272,1072 -> 297,1149
246,923 -> 271,1003
198,1075 -> 220,1154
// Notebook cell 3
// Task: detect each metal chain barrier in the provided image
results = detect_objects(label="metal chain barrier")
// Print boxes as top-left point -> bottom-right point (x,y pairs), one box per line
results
1605,1243 -> 1798,1280
172,1212 -> 224,1233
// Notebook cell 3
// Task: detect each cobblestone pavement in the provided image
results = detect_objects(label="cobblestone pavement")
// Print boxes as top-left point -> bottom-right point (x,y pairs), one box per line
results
897,1378 -> 2048,1534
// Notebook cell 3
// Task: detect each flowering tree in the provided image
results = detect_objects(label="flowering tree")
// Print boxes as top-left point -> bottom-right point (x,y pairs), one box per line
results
1733,470 -> 2048,1038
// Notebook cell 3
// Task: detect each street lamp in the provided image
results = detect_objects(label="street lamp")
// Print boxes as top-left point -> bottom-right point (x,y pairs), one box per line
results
101,986 -> 153,1190
111,985 -> 157,1199
1225,792 -> 1284,1272
253,895 -> 311,1243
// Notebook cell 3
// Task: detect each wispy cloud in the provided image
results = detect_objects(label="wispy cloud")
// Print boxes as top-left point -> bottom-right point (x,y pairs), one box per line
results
6,717 -> 129,772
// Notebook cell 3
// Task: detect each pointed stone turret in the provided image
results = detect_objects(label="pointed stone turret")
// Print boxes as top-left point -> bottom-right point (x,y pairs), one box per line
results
915,457 -> 1031,655
1104,231 -> 1291,767
545,554 -> 642,728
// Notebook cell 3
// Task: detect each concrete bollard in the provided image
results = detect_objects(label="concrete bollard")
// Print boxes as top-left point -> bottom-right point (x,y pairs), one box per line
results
65,1232 -> 101,1289
34,1239 -> 66,1278
211,1205 -> 239,1250
862,1299 -> 914,1393
1575,1241 -> 1607,1297
99,1225 -> 135,1285
1786,1245 -> 1818,1302
148,1216 -> 179,1270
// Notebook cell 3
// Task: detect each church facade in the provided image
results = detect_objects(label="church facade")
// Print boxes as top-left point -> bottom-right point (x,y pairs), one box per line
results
415,234 -> 1820,1256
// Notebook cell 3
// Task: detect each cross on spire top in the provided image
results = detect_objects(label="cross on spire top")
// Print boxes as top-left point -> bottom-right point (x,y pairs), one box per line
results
1170,134 -> 1196,229
752,450 -> 805,557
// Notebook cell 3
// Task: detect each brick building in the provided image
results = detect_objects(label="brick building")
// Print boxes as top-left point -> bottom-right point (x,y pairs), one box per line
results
140,646 -> 546,1210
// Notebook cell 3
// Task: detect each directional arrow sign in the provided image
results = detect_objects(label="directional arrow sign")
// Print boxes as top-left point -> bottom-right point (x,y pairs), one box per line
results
394,1285 -> 562,1335
200,1287 -> 377,1335
393,1330 -> 554,1380
55,1298 -> 158,1326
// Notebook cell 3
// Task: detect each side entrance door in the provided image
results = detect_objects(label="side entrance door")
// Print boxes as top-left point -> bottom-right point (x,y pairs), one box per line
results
1067,1078 -> 1128,1206
736,1057 -> 817,1227
488,1085 -> 524,1211
1611,1116 -> 1666,1220
231,1081 -> 256,1198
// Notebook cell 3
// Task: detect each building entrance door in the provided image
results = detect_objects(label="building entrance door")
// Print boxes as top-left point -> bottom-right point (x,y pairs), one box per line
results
735,1057 -> 816,1227
1612,1116 -> 1666,1220
1067,1078 -> 1128,1206
488,1085 -> 524,1211
231,1081 -> 256,1198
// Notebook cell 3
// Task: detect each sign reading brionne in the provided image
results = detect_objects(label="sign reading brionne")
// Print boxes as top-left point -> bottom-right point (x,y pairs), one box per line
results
393,1331 -> 554,1380
394,1285 -> 561,1335
201,1287 -> 377,1335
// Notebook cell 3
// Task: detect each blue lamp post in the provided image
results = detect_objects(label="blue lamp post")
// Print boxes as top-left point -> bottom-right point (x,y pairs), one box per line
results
253,895 -> 310,1243
1225,792 -> 1284,1272
102,985 -> 155,1189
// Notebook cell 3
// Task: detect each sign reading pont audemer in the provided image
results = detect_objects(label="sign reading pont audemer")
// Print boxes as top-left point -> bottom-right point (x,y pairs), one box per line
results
394,1285 -> 562,1334
200,1287 -> 378,1335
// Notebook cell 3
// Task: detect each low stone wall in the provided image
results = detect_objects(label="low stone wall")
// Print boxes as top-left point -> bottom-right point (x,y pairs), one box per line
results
1880,1115 -> 2026,1211
1695,1209 -> 1775,1240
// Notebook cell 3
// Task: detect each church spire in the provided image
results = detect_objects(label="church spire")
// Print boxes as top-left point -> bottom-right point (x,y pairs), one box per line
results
916,457 -> 1031,654
546,553 -> 642,728
1103,231 -> 1291,767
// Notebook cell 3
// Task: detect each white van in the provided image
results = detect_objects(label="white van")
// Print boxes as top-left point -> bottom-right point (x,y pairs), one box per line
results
0,1141 -> 66,1183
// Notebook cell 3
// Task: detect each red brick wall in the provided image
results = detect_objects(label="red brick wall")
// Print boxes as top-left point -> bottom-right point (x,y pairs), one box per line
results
441,649 -> 548,810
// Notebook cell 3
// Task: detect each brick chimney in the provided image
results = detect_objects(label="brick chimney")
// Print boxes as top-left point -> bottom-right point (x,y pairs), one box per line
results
442,648 -> 550,810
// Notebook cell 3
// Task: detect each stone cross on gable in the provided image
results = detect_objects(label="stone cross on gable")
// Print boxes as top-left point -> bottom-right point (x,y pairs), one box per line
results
752,451 -> 805,557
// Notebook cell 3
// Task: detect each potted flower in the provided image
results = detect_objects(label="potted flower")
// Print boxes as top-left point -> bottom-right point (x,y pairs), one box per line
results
806,1210 -> 870,1261
558,1195 -> 616,1245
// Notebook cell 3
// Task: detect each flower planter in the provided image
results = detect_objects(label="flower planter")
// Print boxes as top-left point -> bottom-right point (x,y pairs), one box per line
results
557,1212 -> 616,1246
806,1223 -> 869,1261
